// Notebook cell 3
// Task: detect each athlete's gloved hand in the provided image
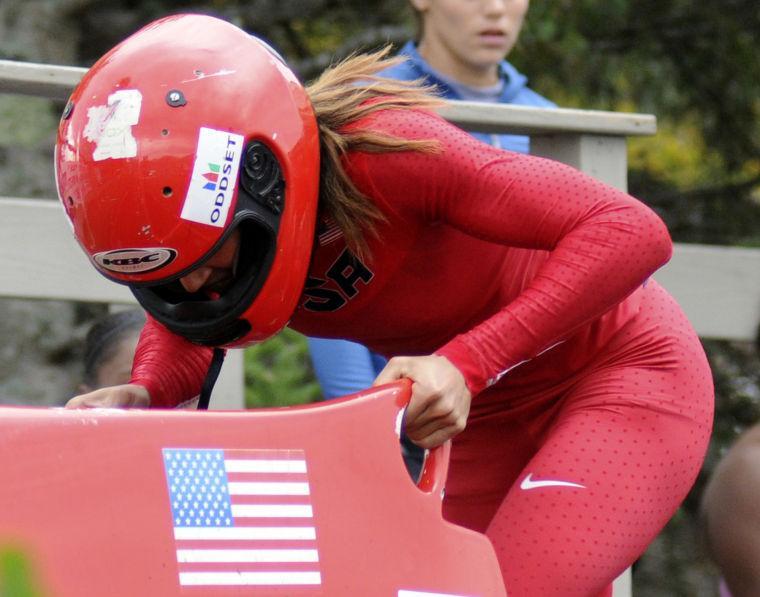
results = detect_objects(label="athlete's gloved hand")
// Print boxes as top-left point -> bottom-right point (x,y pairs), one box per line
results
65,383 -> 151,409
373,354 -> 472,450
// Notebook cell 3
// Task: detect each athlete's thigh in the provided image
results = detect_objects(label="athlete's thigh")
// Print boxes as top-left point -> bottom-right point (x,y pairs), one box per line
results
442,401 -> 541,533
486,358 -> 713,597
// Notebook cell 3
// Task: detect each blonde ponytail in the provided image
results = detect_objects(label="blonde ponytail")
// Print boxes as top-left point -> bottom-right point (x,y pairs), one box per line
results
305,46 -> 442,258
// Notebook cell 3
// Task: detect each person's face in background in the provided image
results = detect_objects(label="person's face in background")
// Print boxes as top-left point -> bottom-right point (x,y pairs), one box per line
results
412,0 -> 529,87
78,331 -> 140,392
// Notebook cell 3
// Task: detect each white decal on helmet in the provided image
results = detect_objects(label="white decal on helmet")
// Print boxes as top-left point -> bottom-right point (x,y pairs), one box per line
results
181,127 -> 245,228
93,248 -> 177,274
83,89 -> 142,161
180,69 -> 237,83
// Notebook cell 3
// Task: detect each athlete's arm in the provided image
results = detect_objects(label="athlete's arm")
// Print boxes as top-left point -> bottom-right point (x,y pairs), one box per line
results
128,314 -> 212,408
65,315 -> 212,409
354,108 -> 672,396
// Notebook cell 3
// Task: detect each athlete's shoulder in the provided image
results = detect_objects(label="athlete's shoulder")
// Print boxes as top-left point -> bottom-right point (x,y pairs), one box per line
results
348,105 -> 457,146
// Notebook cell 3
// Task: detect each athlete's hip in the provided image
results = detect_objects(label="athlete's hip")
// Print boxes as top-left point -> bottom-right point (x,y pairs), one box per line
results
469,280 -> 710,417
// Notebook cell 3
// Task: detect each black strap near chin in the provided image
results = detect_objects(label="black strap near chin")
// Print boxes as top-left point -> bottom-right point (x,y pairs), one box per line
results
197,347 -> 226,410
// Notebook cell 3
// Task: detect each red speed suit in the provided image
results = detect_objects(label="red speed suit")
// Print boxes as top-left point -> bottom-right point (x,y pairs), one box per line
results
133,109 -> 714,596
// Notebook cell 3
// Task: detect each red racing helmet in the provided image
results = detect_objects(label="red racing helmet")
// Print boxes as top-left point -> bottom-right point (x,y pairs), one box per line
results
55,14 -> 320,347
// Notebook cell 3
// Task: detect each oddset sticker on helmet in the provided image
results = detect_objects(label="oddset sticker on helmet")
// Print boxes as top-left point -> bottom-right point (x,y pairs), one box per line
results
93,248 -> 177,274
181,127 -> 245,228
83,89 -> 142,161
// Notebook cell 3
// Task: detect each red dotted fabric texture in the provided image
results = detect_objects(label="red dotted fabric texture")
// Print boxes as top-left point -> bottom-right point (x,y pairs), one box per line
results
131,314 -> 212,407
339,109 -> 712,594
443,282 -> 713,596
341,108 -> 673,396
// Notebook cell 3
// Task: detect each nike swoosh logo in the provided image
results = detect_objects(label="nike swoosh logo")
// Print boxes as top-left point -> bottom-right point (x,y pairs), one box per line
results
520,473 -> 586,490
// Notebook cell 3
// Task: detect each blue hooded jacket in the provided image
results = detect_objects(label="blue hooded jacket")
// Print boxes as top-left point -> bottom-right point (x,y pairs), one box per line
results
380,41 -> 555,153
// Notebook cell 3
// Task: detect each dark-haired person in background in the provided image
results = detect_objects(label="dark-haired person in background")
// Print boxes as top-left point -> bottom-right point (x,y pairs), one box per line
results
79,309 -> 145,393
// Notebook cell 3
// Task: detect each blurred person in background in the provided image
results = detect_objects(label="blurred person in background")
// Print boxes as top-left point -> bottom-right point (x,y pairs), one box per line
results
78,309 -> 145,393
701,422 -> 760,597
78,308 -> 202,409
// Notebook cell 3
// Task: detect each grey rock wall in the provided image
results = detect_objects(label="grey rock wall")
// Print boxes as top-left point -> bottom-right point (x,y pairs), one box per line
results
0,0 -> 95,406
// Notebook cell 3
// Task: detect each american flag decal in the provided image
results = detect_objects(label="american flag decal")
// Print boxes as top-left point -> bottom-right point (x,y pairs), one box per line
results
317,215 -> 343,246
162,448 -> 321,588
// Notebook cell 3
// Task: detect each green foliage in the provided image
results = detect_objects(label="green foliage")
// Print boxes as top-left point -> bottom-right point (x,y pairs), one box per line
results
0,97 -> 56,149
0,547 -> 42,597
501,1 -> 760,257
518,0 -> 760,243
243,328 -> 322,408
629,117 -> 726,190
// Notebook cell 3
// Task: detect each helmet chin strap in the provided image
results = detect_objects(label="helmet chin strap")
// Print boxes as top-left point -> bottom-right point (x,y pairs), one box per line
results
197,347 -> 227,410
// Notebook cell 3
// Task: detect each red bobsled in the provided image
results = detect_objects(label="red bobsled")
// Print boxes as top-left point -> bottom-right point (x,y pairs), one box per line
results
0,380 -> 505,596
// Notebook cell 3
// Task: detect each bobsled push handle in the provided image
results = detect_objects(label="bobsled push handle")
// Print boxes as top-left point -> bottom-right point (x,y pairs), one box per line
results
417,436 -> 451,501
395,378 -> 451,502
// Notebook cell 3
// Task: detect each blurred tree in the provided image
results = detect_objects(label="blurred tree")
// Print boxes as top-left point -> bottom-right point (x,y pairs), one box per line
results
244,329 -> 322,408
519,0 -> 760,246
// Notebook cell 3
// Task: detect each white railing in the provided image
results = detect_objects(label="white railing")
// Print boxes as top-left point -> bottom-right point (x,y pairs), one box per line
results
3,58 -> 760,596
3,59 -> 756,341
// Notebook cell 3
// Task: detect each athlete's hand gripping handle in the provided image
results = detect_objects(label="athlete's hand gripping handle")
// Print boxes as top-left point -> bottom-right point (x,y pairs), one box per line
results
374,354 -> 472,449
387,378 -> 451,502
